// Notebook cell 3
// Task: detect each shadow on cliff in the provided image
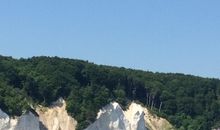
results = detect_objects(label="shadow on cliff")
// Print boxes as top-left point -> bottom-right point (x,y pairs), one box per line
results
39,121 -> 48,130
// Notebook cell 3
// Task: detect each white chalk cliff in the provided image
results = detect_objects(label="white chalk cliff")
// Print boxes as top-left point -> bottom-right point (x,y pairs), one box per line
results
0,100 -> 173,130
86,102 -> 174,130
0,99 -> 77,130
85,102 -> 147,130
85,102 -> 132,130
0,109 -> 40,130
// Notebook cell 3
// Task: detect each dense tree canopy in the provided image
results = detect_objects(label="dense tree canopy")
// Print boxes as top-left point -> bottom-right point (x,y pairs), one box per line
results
0,55 -> 220,130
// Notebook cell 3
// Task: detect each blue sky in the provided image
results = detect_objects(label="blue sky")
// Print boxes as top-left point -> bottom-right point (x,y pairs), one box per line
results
0,0 -> 220,78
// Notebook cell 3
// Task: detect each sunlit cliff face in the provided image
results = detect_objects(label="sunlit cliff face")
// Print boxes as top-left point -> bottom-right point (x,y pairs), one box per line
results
86,102 -> 174,130
0,100 -> 173,130
36,98 -> 77,130
85,102 -> 146,130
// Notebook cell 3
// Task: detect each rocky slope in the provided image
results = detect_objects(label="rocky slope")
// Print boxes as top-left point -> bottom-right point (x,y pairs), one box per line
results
0,100 -> 173,130
144,108 -> 174,130
36,98 -> 77,130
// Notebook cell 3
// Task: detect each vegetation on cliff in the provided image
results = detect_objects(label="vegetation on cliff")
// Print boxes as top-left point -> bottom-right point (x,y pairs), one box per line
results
0,55 -> 220,130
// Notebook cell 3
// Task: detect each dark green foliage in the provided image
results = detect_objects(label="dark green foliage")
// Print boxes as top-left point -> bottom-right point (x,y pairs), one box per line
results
0,55 -> 220,130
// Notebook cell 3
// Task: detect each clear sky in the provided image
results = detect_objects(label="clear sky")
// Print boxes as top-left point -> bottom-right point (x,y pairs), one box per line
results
0,0 -> 220,78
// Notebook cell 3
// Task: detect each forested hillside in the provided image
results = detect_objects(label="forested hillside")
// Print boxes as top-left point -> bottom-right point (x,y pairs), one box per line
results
0,55 -> 220,130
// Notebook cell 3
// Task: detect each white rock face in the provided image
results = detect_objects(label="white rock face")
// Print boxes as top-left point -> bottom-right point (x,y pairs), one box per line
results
14,112 -> 40,130
0,109 -> 40,130
124,103 -> 147,130
85,102 -> 147,130
86,102 -> 174,130
0,99 -> 77,130
0,100 -> 173,130
86,102 -> 127,130
0,109 -> 10,130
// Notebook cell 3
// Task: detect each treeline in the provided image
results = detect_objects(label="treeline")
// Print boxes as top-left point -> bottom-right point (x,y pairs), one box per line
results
0,55 -> 220,130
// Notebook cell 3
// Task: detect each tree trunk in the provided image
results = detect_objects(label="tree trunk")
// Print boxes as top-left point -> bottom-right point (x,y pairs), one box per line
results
159,102 -> 162,112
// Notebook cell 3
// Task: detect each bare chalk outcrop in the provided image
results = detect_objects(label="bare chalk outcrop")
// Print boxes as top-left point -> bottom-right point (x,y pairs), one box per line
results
85,102 -> 147,130
86,102 -> 174,130
0,99 -> 77,130
36,98 -> 77,130
0,109 -> 40,130
0,100 -> 173,130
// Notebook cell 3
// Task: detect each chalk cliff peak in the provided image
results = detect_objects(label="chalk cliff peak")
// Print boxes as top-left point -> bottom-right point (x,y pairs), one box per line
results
86,102 -> 147,130
86,102 -> 174,130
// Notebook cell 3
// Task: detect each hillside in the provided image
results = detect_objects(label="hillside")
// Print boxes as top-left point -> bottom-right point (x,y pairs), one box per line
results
0,55 -> 220,130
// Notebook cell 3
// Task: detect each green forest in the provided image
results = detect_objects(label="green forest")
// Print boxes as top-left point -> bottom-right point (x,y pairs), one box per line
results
0,55 -> 220,130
